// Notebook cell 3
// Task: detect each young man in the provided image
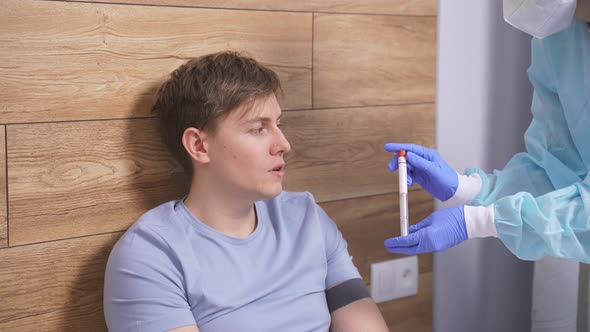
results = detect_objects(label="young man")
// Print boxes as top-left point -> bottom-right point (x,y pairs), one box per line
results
104,51 -> 388,332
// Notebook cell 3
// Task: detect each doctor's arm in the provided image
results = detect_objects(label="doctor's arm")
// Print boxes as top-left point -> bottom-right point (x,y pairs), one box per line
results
380,145 -> 562,255
385,181 -> 590,263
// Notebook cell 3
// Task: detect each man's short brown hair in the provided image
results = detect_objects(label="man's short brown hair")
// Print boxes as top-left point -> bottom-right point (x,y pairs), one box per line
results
152,51 -> 282,175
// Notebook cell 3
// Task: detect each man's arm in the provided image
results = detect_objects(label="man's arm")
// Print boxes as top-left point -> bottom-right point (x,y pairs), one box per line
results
309,194 -> 388,331
326,279 -> 388,332
330,297 -> 389,332
167,325 -> 199,332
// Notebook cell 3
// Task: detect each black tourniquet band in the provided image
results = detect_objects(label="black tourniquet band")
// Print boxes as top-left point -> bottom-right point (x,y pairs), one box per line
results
326,278 -> 370,313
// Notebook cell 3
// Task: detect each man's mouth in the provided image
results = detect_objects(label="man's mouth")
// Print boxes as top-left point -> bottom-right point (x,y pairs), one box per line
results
270,164 -> 285,174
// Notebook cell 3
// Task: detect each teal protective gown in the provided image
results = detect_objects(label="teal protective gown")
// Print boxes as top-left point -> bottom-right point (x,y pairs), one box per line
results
467,20 -> 590,262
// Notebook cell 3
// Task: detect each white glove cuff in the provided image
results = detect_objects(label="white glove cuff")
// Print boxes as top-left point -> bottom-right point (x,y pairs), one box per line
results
464,205 -> 497,239
445,172 -> 482,205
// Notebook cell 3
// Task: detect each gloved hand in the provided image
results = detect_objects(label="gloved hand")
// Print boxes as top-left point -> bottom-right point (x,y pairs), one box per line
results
384,143 -> 458,201
384,205 -> 468,255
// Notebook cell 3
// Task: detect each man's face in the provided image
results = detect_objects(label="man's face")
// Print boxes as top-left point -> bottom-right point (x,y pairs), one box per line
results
205,94 -> 291,201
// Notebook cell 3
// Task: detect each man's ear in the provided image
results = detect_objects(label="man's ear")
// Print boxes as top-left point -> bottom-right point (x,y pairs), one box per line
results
182,127 -> 210,164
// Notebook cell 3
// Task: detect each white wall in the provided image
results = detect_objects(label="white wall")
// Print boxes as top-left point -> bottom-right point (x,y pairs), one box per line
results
435,1 -> 534,331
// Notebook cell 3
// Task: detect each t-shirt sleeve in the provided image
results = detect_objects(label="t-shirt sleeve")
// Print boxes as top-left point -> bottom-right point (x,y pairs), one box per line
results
308,194 -> 362,288
104,225 -> 196,332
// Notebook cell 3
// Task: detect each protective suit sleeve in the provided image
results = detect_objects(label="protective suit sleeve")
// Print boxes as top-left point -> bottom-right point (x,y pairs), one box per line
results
463,25 -> 590,262
491,183 -> 590,262
464,148 -> 590,263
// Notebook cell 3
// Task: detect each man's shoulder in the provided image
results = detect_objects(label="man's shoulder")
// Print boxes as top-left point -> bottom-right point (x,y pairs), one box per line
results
112,200 -> 186,253
135,200 -> 180,227
105,200 -> 194,299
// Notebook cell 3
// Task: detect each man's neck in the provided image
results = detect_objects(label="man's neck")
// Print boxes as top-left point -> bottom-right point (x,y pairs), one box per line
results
183,178 -> 257,238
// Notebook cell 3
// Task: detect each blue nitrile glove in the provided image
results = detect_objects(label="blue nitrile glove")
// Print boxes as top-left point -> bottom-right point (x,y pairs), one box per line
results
384,143 -> 458,201
384,205 -> 468,255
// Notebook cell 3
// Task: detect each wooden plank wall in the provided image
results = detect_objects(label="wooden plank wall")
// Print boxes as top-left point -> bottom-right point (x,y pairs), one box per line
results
0,0 -> 437,330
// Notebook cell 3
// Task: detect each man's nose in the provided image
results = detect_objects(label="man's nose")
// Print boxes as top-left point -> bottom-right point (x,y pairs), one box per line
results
271,129 -> 291,155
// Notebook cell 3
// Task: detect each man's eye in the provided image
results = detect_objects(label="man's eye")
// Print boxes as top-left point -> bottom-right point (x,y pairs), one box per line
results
251,127 -> 266,134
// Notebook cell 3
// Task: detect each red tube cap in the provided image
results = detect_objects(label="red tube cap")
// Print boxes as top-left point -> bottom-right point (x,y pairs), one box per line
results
397,150 -> 407,157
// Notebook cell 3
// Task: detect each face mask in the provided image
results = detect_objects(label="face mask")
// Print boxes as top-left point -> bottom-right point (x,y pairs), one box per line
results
503,0 -> 577,38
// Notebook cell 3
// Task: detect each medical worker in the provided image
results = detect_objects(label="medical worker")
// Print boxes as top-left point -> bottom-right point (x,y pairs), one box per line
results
383,0 -> 590,262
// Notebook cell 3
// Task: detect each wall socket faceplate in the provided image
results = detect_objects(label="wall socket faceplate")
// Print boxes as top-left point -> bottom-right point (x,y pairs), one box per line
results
370,256 -> 418,303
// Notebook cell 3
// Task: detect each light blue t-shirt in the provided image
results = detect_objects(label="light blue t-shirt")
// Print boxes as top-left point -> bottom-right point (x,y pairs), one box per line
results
104,191 -> 361,332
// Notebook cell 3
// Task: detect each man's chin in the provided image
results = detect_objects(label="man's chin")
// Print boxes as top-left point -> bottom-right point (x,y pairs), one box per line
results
257,186 -> 283,201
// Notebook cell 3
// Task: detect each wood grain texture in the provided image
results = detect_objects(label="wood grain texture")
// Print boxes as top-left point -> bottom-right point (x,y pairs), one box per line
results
2,0 -> 436,330
313,13 -> 436,108
282,104 -> 435,202
321,191 -> 434,282
7,119 -> 190,246
0,0 -> 312,123
62,0 -> 437,16
0,126 -> 6,248
0,232 -> 119,331
8,104 -> 433,246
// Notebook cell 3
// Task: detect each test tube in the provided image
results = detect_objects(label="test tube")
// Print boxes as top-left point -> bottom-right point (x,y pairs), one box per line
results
398,150 -> 409,236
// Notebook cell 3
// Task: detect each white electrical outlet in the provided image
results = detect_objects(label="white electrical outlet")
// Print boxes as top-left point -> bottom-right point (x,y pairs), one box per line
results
370,256 -> 418,303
